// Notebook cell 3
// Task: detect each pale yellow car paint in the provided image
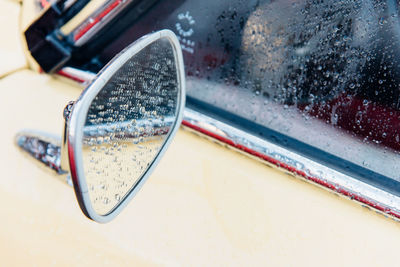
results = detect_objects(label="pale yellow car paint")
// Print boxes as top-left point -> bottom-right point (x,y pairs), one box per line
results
2,1 -> 400,266
0,0 -> 26,78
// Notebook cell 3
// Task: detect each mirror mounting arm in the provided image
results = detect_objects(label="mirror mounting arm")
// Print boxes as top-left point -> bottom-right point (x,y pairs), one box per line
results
15,130 -> 69,176
14,100 -> 76,186
60,101 -> 75,172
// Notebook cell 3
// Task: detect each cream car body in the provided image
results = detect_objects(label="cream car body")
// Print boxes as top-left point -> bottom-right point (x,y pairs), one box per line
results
1,0 -> 400,266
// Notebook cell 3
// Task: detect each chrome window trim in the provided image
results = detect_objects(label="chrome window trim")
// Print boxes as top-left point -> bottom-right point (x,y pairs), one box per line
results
71,0 -> 136,46
57,66 -> 400,221
57,67 -> 96,84
182,108 -> 400,220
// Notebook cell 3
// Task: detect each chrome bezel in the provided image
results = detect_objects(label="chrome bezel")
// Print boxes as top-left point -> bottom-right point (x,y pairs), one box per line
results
67,30 -> 186,223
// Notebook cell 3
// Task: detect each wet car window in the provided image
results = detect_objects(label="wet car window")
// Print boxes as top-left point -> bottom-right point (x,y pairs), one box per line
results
67,0 -> 400,194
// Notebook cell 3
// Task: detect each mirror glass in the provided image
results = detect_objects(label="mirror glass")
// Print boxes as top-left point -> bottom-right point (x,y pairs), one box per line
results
81,37 -> 180,215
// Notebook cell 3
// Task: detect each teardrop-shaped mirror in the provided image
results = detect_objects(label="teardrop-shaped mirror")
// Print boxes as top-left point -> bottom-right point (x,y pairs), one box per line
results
67,30 -> 185,222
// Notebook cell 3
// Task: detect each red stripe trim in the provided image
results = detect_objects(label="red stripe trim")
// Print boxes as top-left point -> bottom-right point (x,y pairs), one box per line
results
182,119 -> 400,220
40,0 -> 50,8
74,0 -> 123,41
56,69 -> 87,83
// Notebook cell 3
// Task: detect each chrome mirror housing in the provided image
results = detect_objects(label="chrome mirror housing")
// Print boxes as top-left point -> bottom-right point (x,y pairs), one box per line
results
16,30 -> 185,223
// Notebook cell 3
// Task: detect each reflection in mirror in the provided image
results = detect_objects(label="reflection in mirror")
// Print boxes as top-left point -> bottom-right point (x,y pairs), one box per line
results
82,37 -> 179,215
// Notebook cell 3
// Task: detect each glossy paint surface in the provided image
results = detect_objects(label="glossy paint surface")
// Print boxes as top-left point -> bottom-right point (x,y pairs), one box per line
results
0,0 -> 26,77
2,1 -> 400,266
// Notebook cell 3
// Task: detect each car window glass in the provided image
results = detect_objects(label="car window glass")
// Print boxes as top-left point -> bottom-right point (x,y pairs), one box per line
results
67,0 -> 400,193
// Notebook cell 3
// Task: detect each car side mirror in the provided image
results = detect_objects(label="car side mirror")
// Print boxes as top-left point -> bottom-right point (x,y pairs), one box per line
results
16,30 -> 185,223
